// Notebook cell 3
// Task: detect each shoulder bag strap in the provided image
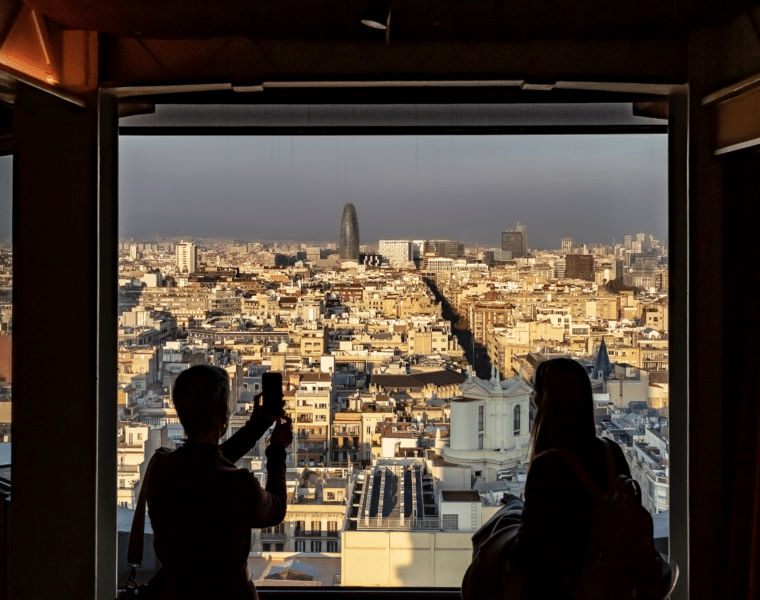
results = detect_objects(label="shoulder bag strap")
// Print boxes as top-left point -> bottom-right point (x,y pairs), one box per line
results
127,447 -> 171,567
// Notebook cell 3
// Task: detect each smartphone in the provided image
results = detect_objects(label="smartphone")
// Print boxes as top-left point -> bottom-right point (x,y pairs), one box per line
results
261,371 -> 284,418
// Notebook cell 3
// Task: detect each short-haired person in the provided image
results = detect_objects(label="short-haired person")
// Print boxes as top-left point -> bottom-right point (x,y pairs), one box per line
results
462,358 -> 670,599
146,365 -> 292,599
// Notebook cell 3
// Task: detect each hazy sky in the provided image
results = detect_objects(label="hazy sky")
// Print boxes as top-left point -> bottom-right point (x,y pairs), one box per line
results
1,134 -> 667,248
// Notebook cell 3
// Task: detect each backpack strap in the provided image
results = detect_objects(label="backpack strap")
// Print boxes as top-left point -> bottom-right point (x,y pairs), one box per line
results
600,438 -> 643,501
599,438 -> 617,488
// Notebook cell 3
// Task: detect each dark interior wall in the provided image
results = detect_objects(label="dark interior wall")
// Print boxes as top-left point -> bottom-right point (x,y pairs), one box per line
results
9,89 -> 119,600
687,11 -> 760,600
11,89 -> 99,598
722,150 -> 760,600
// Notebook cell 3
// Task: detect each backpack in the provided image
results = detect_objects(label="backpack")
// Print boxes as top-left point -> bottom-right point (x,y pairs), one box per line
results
552,439 -> 665,600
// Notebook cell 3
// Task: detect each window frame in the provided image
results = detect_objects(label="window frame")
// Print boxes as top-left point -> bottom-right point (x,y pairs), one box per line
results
24,90 -> 682,599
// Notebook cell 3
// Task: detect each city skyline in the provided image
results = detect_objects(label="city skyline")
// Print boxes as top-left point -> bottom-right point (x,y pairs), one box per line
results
0,135 -> 667,246
114,231 -> 663,253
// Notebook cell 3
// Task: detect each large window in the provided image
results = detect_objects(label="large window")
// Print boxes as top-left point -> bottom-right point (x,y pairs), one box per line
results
118,127 -> 668,589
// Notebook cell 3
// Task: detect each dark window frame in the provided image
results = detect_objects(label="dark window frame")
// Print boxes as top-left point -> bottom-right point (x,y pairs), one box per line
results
63,89 -> 688,600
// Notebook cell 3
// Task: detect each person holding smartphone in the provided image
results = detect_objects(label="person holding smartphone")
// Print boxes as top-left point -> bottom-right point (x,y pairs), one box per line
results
146,365 -> 292,600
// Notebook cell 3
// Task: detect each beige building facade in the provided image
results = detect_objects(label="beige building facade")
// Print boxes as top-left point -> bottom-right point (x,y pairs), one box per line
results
341,520 -> 499,587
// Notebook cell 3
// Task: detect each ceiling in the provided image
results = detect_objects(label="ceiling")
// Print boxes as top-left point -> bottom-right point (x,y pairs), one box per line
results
24,0 -> 760,42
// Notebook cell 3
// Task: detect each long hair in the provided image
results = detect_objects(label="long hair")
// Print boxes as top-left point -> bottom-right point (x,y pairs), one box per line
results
529,358 -> 596,463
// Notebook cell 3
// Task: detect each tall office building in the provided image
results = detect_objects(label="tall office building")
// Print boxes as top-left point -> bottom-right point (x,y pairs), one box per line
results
339,203 -> 360,260
423,240 -> 464,258
614,259 -> 625,280
554,258 -> 566,278
502,230 -> 524,258
561,237 -> 573,254
516,222 -> 528,256
176,242 -> 197,274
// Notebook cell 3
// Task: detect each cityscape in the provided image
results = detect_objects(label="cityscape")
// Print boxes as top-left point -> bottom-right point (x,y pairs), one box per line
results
96,203 -> 668,586
0,197 -> 670,586
0,131 -> 671,587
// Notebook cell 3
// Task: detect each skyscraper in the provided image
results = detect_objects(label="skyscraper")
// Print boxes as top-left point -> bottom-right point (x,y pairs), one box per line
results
516,222 -> 528,256
502,230 -> 524,258
339,203 -> 360,260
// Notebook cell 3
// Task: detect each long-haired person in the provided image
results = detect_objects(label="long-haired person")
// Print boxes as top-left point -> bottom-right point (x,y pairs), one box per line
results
462,357 -> 670,599
515,357 -> 635,597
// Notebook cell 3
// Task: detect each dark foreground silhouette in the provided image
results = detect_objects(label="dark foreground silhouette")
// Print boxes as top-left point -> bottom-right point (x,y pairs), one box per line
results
146,364 -> 292,600
462,358 -> 674,600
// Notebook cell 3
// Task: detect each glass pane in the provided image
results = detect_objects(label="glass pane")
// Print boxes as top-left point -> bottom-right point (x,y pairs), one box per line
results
118,132 -> 668,589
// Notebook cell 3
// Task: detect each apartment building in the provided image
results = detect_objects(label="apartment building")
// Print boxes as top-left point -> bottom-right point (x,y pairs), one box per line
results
364,292 -> 400,318
585,297 -> 620,320
175,242 -> 197,274
293,373 -> 332,467
331,412 -> 362,465
117,346 -> 159,392
117,422 -> 168,509
300,327 -> 327,363
640,338 -> 670,371
137,287 -> 211,323
407,325 -> 451,355
468,301 -> 511,345
641,303 -> 669,330
605,342 -> 643,369
252,470 -> 350,554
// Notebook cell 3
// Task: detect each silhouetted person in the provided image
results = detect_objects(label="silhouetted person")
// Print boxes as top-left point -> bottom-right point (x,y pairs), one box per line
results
146,365 -> 292,599
462,357 -> 670,599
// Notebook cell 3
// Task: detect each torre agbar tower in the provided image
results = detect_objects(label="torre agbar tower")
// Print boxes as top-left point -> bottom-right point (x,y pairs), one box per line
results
339,203 -> 360,260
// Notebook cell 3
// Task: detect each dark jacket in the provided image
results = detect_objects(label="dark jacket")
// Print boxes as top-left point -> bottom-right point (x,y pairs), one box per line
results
147,412 -> 287,600
511,437 -> 632,599
462,437 -> 635,600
